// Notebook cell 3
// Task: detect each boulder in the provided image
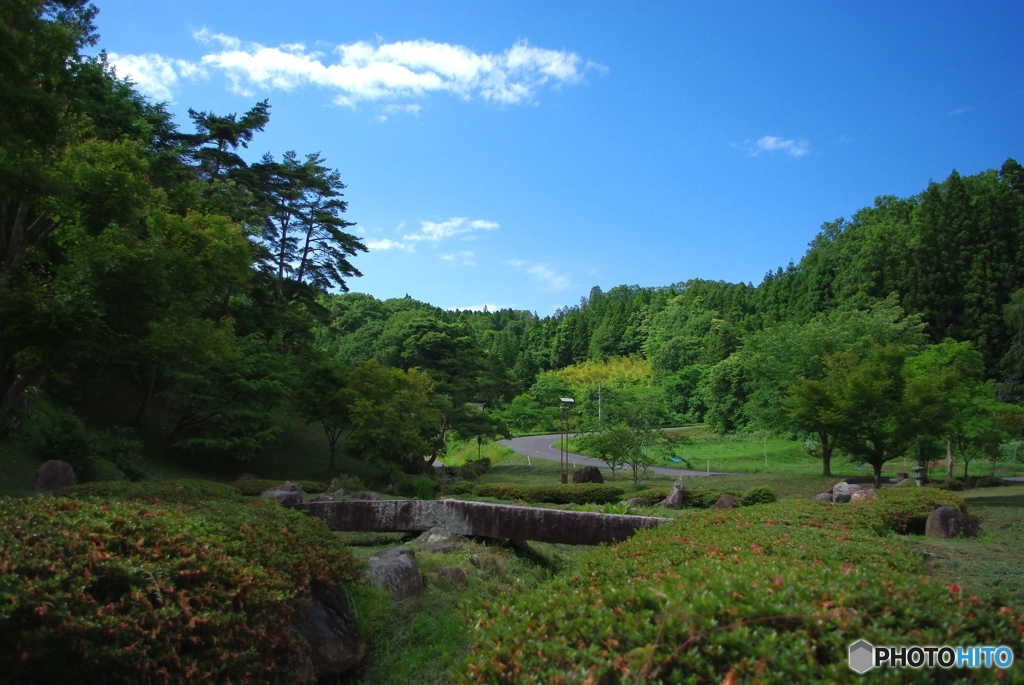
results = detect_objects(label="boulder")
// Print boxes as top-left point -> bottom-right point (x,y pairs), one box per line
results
31,460 -> 77,493
350,492 -> 381,501
712,493 -> 737,510
850,489 -> 877,502
660,478 -> 686,509
925,506 -> 980,539
435,566 -> 468,587
811,492 -> 834,502
623,497 -> 652,508
831,482 -> 862,503
261,483 -> 303,506
293,583 -> 365,677
414,526 -> 459,545
235,473 -> 259,481
572,466 -> 604,484
309,493 -> 336,503
365,547 -> 423,600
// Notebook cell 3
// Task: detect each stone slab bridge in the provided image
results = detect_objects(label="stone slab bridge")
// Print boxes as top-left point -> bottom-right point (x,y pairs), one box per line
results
291,499 -> 670,546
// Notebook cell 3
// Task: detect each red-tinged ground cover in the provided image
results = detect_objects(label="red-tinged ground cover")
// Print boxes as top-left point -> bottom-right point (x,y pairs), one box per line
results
456,488 -> 1023,684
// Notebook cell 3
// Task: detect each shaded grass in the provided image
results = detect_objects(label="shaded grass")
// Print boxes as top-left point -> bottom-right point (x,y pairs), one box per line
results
903,484 -> 1024,602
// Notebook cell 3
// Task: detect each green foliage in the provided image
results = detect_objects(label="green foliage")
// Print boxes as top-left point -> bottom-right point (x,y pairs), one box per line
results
738,485 -> 778,505
448,483 -> 626,505
61,479 -> 241,504
456,457 -> 492,480
415,473 -> 435,500
228,479 -> 329,496
29,404 -> 146,483
455,489 -> 1010,684
0,495 -> 362,684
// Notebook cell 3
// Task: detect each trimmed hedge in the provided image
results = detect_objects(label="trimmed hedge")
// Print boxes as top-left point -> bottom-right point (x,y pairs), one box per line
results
0,494 -> 362,684
442,483 -> 626,504
626,486 -> 778,508
456,488 -> 1018,683
60,479 -> 243,504
229,479 -> 329,496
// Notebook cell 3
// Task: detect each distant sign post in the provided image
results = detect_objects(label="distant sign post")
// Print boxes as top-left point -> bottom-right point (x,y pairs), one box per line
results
559,398 -> 574,484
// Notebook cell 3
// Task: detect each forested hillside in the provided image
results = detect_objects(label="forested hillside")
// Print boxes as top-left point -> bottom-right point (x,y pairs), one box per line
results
2,1 -> 1022,486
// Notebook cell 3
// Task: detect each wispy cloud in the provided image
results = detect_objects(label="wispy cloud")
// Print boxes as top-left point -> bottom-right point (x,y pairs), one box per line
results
110,30 -> 598,106
949,107 -> 971,116
754,135 -> 809,157
440,250 -> 475,265
404,217 -> 498,243
365,238 -> 412,251
506,260 -> 571,291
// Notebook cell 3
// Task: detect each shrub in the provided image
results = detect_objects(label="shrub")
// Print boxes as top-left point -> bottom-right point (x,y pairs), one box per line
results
415,473 -> 435,500
467,483 -> 626,505
61,480 -> 242,505
943,477 -> 966,491
456,490 -> 1020,684
739,485 -> 778,506
457,458 -> 492,480
438,481 -> 476,496
34,406 -> 147,482
328,474 -> 365,493
976,476 -> 1003,488
629,487 -> 670,503
229,479 -> 329,496
0,495 -> 363,684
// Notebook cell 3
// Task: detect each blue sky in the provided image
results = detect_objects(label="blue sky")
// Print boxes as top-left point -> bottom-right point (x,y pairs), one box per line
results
94,1 -> 1023,314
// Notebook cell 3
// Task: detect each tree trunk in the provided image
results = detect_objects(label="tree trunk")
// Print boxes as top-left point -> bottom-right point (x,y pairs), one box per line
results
872,461 -> 883,489
819,431 -> 833,477
947,437 -> 954,479
134,363 -> 158,424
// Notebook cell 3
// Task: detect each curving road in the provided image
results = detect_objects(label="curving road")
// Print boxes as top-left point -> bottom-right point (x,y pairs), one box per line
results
498,434 -> 728,478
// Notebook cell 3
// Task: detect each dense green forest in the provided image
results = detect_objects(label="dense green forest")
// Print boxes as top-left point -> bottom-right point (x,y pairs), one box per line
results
3,1 -> 1023,486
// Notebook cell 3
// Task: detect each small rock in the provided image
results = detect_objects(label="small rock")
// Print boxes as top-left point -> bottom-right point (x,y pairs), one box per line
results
261,483 -> 303,506
235,473 -> 258,481
414,527 -> 459,545
420,542 -> 464,555
365,547 -> 423,600
925,506 -> 980,539
32,460 -> 77,493
572,466 -> 604,484
309,493 -> 335,503
350,492 -> 381,501
811,492 -> 833,502
896,478 -> 915,487
293,584 -> 365,677
831,482 -> 862,503
712,493 -> 737,510
623,497 -> 651,508
850,489 -> 877,502
435,566 -> 468,587
660,478 -> 686,509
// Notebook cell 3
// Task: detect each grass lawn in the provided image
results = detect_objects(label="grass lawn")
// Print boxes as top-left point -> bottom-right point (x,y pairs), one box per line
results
903,484 -> 1024,603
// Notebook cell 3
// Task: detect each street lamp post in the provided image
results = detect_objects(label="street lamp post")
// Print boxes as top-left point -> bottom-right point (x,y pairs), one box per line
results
559,397 -> 574,484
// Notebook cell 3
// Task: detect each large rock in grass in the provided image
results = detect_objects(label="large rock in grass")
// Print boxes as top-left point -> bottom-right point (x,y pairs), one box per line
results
435,566 -> 468,587
925,506 -> 980,539
660,478 -> 686,509
572,466 -> 604,484
712,493 -> 737,510
261,481 -> 303,506
294,583 -> 365,677
850,489 -> 877,502
350,492 -> 381,501
365,547 -> 423,600
831,482 -> 862,503
811,492 -> 833,502
32,460 -> 77,493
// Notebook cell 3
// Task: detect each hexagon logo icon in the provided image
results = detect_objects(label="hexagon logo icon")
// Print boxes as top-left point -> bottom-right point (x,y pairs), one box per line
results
848,640 -> 874,674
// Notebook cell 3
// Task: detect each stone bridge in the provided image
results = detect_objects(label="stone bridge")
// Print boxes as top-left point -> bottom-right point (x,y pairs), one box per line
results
291,498 -> 669,546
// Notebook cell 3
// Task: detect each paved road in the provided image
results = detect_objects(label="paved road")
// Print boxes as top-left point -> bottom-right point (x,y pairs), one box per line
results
498,434 -> 729,478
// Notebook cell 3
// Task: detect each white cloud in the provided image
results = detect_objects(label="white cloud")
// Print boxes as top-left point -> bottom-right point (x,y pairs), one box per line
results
529,264 -> 571,291
383,104 -> 422,115
755,135 -> 809,157
949,107 -> 970,116
107,52 -> 206,101
404,217 -> 498,242
365,238 -> 411,251
110,30 -> 597,105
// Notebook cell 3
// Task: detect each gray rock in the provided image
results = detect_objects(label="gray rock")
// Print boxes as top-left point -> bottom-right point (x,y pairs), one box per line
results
897,477 -> 916,487
293,584 -> 365,677
414,526 -> 459,545
309,492 -> 336,503
811,492 -> 834,502
831,482 -> 862,503
261,484 -> 303,506
32,460 -> 77,493
623,497 -> 651,508
365,547 -> 423,600
420,542 -> 464,555
435,566 -> 468,587
660,478 -> 686,509
712,493 -> 737,510
350,492 -> 381,501
850,488 -> 877,502
275,481 -> 304,492
235,473 -> 259,481
572,466 -> 604,484
925,506 -> 981,539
